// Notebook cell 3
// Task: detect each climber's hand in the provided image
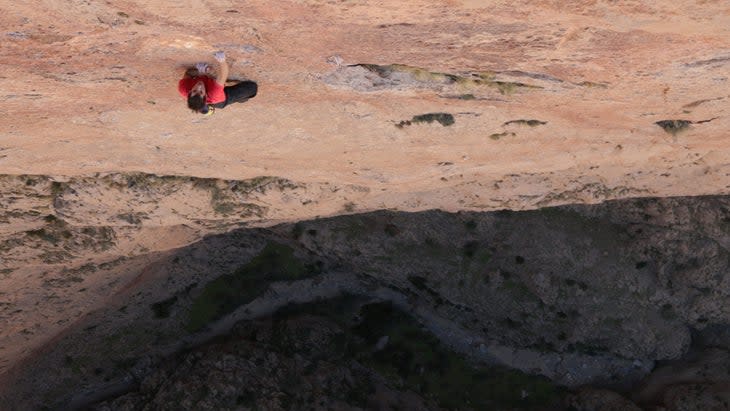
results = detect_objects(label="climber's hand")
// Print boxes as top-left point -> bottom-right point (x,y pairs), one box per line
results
195,63 -> 210,74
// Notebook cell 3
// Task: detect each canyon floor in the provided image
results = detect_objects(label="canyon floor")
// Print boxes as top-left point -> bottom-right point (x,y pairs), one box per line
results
1,1 -> 730,410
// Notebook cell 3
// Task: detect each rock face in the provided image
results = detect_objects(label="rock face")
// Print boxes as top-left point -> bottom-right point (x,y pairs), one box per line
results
3,185 -> 730,409
3,0 -> 730,202
93,300 -> 560,411
2,1 -> 730,410
564,388 -> 642,411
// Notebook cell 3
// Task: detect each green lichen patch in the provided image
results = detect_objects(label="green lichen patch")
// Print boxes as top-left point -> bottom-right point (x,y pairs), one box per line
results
356,63 -> 458,84
186,242 -> 322,332
396,113 -> 455,128
489,131 -> 516,140
576,81 -> 608,89
351,302 -> 561,410
655,120 -> 691,135
503,119 -> 547,127
270,298 -> 562,410
353,63 -> 542,95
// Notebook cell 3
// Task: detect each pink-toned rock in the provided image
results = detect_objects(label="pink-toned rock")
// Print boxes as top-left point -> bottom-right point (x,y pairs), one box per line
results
1,0 -> 730,408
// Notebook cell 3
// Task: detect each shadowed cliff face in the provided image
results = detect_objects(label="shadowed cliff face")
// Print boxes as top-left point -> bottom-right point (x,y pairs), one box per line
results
94,299 -> 564,411
2,173 -> 730,409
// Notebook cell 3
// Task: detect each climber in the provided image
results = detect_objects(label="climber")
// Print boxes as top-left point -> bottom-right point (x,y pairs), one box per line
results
178,51 -> 257,115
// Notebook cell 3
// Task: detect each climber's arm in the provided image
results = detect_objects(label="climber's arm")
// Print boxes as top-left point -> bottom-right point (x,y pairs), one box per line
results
214,51 -> 229,85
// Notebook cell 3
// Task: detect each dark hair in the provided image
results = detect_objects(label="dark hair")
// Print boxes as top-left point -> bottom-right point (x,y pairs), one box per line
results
187,94 -> 205,112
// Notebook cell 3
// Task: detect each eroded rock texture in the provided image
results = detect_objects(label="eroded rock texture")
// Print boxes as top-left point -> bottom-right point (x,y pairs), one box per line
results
3,178 -> 730,409
2,0 -> 730,409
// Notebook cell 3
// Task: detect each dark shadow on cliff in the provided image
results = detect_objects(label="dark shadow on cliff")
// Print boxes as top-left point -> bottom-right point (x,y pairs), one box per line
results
7,194 -> 730,410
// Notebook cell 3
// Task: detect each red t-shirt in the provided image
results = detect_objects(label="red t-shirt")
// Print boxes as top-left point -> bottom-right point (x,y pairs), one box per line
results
178,76 -> 226,104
